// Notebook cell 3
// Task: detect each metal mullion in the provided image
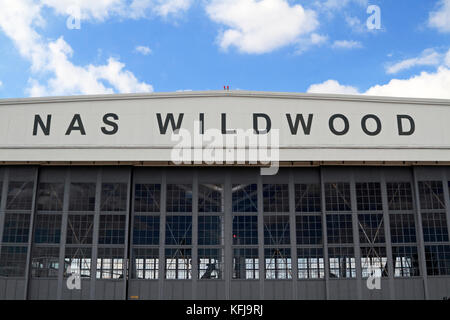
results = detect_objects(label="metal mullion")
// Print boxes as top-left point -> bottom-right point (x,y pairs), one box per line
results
0,168 -> 10,253
89,168 -> 102,299
191,170 -> 198,298
123,167 -> 132,300
349,172 -> 363,299
257,174 -> 264,298
158,169 -> 166,298
412,167 -> 429,299
224,173 -> 232,299
440,171 -> 450,241
319,167 -> 330,299
24,166 -> 39,300
288,169 -> 297,298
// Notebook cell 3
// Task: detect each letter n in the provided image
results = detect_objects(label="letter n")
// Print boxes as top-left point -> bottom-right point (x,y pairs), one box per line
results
33,114 -> 51,136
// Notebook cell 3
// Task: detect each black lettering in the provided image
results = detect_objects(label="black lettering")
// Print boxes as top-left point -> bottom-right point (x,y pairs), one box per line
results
157,113 -> 184,134
397,115 -> 415,136
286,114 -> 313,135
361,114 -> 382,136
65,114 -> 86,135
329,114 -> 349,136
253,113 -> 271,134
101,113 -> 119,135
199,113 -> 204,134
33,114 -> 51,136
221,113 -> 236,134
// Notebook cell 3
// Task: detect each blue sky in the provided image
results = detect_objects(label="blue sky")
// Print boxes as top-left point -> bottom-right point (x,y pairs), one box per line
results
0,0 -> 449,99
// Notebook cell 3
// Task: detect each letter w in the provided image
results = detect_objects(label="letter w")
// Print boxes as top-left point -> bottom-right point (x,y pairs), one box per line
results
33,114 -> 51,136
286,114 -> 313,135
157,113 -> 184,134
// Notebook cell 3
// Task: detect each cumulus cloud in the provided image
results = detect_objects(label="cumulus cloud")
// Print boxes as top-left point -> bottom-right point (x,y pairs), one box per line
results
307,49 -> 450,99
135,45 -> 152,55
40,0 -> 193,20
0,80 -> 3,87
307,80 -> 359,95
429,0 -> 450,33
331,40 -> 362,49
205,0 -> 319,54
317,0 -> 368,10
386,48 -> 443,74
0,0 -> 153,97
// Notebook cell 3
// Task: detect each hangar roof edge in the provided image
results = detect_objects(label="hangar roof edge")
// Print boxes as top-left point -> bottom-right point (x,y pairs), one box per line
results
0,90 -> 449,106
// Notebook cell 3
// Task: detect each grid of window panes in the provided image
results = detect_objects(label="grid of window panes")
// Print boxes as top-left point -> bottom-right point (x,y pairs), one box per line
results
232,184 -> 257,212
98,214 -> 126,245
66,214 -> 94,245
264,248 -> 292,279
198,248 -> 223,279
328,247 -> 356,278
198,184 -> 223,213
165,248 -> 192,279
165,216 -> 192,246
232,248 -> 259,279
132,248 -> 159,279
297,248 -> 324,279
96,247 -> 124,279
166,184 -> 192,212
263,184 -> 289,212
198,216 -> 223,246
358,214 -> 385,244
360,246 -> 388,278
263,215 -> 290,245
100,183 -> 127,212
418,181 -> 445,210
424,245 -> 450,276
390,214 -> 417,243
325,183 -> 351,211
392,246 -> 420,277
64,247 -> 92,278
133,216 -> 160,245
326,214 -> 353,244
295,184 -> 321,212
31,246 -> 59,278
36,183 -> 64,211
232,216 -> 258,245
421,212 -> 449,243
69,183 -> 96,211
386,182 -> 414,211
296,215 -> 322,245
355,182 -> 383,211
134,184 -> 161,212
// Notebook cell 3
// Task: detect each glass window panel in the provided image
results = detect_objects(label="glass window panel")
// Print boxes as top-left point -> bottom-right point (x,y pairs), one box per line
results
422,212 -> 449,243
358,214 -> 385,244
360,246 -> 388,278
133,216 -> 160,245
264,248 -> 292,279
392,246 -> 420,277
165,216 -> 192,245
198,184 -> 224,213
132,248 -> 159,279
96,248 -> 124,279
66,215 -> 94,245
198,216 -> 223,246
37,183 -> 64,211
0,246 -> 28,277
326,214 -> 353,244
297,248 -> 324,279
98,215 -> 126,245
2,213 -> 31,243
101,183 -> 127,212
31,246 -> 60,278
263,215 -> 290,245
328,247 -> 356,278
356,182 -> 382,211
233,248 -> 259,280
232,184 -> 257,213
198,248 -> 223,280
418,181 -> 445,210
387,182 -> 413,211
389,214 -> 417,243
425,245 -> 450,276
263,184 -> 289,212
134,184 -> 161,212
295,184 -> 321,213
69,183 -> 96,211
296,215 -> 322,245
325,183 -> 351,211
165,248 -> 192,279
166,184 -> 192,213
232,216 -> 258,245
64,247 -> 92,278
34,214 -> 62,244
6,181 -> 34,210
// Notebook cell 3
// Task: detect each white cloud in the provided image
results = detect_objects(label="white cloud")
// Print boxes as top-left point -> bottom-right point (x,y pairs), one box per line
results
0,0 -> 153,97
317,0 -> 368,10
135,45 -> 152,55
205,0 -> 319,54
307,50 -> 450,99
331,40 -> 362,49
446,50 -> 450,67
429,0 -> 450,33
386,48 -> 443,74
0,80 -> 3,87
153,0 -> 192,17
307,80 -> 360,95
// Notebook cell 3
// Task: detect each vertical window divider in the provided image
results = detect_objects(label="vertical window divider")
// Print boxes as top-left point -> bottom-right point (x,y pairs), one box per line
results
224,172 -> 232,299
124,166 -> 133,300
442,170 -> 450,244
158,169 -> 166,299
320,167 -> 330,300
349,172 -> 363,300
257,174 -> 264,298
0,168 -> 9,253
380,172 -> 395,299
24,166 -> 39,300
89,168 -> 102,299
288,169 -> 297,299
411,167 -> 429,300
191,170 -> 198,298
56,168 -> 70,300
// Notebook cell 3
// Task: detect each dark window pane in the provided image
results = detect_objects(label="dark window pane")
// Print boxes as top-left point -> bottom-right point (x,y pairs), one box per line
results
165,216 -> 192,245
198,216 -> 223,245
263,215 -> 290,245
134,184 -> 161,212
64,247 -> 92,278
328,247 -> 356,278
34,214 -> 62,244
356,182 -> 382,211
101,183 -> 127,212
198,184 -> 223,213
296,215 -> 322,245
66,214 -> 94,245
165,248 -> 192,279
263,184 -> 289,212
0,246 -> 28,277
233,248 -> 259,280
166,184 -> 192,212
418,181 -> 445,210
98,215 -> 126,244
387,182 -> 413,211
232,216 -> 258,245
325,183 -> 351,211
2,213 -> 31,243
358,214 -> 385,244
422,212 -> 449,243
7,181 -> 34,210
198,248 -> 223,280
295,184 -> 321,212
326,214 -> 353,244
232,184 -> 257,212
392,246 -> 420,277
69,183 -> 96,211
133,216 -> 160,245
425,245 -> 450,276
390,214 -> 417,243
37,183 -> 64,211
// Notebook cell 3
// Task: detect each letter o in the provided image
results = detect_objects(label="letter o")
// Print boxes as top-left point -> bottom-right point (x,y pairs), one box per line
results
329,114 -> 349,136
361,114 -> 382,136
